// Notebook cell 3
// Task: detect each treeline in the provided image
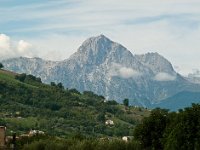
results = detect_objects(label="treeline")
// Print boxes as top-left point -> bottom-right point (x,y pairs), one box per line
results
134,104 -> 200,150
15,135 -> 141,150
1,72 -> 148,138
18,104 -> 200,150
15,73 -> 42,83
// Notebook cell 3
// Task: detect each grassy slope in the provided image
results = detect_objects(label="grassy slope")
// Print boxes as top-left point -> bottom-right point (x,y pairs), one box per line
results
0,69 -> 150,138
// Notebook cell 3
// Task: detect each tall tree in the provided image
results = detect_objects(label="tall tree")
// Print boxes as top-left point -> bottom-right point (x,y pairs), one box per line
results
57,82 -> 64,89
0,63 -> 3,69
123,98 -> 129,107
134,108 -> 169,149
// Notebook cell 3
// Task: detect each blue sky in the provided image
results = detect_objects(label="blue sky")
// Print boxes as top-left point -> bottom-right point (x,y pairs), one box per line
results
0,0 -> 200,75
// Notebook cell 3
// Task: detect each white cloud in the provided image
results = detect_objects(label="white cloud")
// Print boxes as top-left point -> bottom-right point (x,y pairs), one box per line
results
154,72 -> 176,81
18,40 -> 32,53
28,34 -> 86,61
0,34 -> 13,59
1,0 -> 200,75
0,34 -> 10,50
0,34 -> 34,60
109,63 -> 141,79
119,67 -> 140,79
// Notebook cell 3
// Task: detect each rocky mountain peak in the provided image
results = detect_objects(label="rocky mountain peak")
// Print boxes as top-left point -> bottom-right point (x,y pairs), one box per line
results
135,52 -> 175,74
3,35 -> 199,108
69,34 -> 133,66
81,34 -> 111,46
77,34 -> 121,55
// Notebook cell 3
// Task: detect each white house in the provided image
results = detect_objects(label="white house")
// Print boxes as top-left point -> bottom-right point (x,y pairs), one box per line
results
122,136 -> 133,142
105,120 -> 114,125
29,130 -> 45,136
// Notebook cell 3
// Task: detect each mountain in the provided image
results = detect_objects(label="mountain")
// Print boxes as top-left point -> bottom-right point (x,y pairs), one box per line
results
153,91 -> 200,111
186,70 -> 200,84
2,35 -> 200,107
2,57 -> 58,82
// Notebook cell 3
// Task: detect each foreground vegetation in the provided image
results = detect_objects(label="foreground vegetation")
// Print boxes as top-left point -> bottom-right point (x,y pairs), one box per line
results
134,104 -> 200,150
13,135 -> 141,150
0,69 -> 150,138
17,104 -> 200,150
1,68 -> 200,149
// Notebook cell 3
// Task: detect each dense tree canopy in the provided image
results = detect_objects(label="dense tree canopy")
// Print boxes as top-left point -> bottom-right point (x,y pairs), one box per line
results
123,99 -> 129,107
134,104 -> 200,150
134,108 -> 168,149
0,63 -> 3,69
0,70 -> 150,141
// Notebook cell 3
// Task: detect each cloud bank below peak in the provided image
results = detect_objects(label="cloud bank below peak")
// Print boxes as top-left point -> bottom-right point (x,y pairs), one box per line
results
154,72 -> 177,81
109,63 -> 141,79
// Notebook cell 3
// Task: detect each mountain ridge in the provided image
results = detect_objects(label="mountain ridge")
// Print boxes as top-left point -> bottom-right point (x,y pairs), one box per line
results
2,35 -> 200,108
153,91 -> 200,111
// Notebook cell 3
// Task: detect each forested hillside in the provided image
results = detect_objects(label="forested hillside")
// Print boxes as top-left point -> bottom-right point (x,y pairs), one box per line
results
0,69 -> 150,138
0,68 -> 200,149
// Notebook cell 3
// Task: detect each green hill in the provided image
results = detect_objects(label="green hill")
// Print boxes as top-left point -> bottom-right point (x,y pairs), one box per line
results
0,69 -> 150,138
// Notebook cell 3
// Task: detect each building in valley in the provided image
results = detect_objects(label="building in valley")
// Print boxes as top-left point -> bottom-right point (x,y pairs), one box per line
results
0,126 -> 6,147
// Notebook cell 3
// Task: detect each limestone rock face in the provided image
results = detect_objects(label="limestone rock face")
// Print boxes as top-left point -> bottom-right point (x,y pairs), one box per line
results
3,35 -> 200,107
